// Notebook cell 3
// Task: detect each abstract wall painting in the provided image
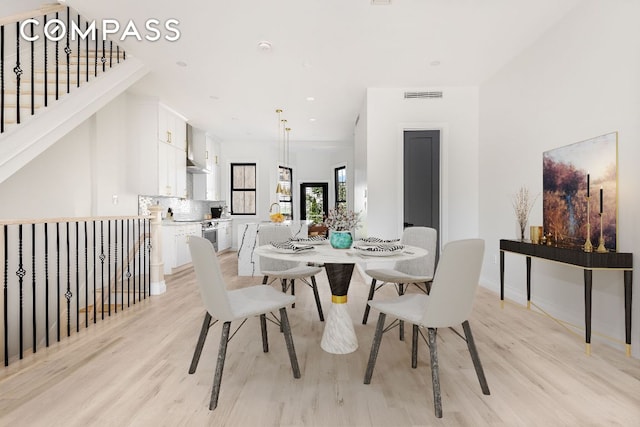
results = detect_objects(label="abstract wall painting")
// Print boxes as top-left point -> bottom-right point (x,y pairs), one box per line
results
542,132 -> 618,251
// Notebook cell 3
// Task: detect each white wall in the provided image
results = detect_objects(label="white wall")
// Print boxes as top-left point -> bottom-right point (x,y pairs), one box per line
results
0,93 -> 140,219
364,87 -> 480,244
479,1 -> 640,356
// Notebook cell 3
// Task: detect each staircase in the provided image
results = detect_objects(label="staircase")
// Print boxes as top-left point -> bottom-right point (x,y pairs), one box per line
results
0,2 -> 148,184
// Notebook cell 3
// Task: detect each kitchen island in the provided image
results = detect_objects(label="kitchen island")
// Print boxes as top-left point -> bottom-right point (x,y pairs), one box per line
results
237,221 -> 308,276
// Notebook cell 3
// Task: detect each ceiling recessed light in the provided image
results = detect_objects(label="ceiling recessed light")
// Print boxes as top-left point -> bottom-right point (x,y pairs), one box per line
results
309,118 -> 317,122
306,97 -> 315,102
209,95 -> 219,100
257,40 -> 272,51
430,60 -> 441,67
176,61 -> 187,67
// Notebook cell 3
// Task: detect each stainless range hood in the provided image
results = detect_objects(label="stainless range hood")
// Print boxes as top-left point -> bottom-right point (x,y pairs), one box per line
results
186,124 -> 211,174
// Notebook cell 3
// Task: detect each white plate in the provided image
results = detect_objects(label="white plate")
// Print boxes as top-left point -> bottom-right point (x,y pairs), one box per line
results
270,246 -> 315,254
353,245 -> 404,257
292,238 -> 329,245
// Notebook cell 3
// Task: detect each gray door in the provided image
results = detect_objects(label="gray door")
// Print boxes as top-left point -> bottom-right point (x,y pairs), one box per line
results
404,130 -> 440,237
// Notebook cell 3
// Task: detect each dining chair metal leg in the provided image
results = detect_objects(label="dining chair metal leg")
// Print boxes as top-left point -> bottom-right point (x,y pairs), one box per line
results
210,321 -> 231,411
189,312 -> 213,374
427,327 -> 442,418
279,308 -> 301,378
364,313 -> 387,384
290,279 -> 296,307
260,314 -> 269,352
310,276 -> 325,321
462,320 -> 490,395
398,283 -> 405,341
362,279 -> 377,324
412,324 -> 419,368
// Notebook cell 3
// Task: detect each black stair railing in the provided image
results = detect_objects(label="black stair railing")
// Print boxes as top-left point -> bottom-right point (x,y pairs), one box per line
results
0,4 -> 127,134
2,216 -> 151,367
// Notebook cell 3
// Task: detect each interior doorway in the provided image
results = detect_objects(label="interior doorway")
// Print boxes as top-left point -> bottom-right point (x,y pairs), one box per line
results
300,182 -> 328,224
403,130 -> 440,248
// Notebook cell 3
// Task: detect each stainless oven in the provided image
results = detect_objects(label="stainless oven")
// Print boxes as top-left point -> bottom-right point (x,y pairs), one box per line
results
202,221 -> 218,251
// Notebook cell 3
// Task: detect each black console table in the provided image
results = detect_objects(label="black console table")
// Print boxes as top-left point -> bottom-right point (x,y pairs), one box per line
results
499,239 -> 633,356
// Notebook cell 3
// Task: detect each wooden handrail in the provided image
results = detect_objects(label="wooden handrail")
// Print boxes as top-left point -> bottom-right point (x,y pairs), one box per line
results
0,3 -> 66,27
0,215 -> 151,226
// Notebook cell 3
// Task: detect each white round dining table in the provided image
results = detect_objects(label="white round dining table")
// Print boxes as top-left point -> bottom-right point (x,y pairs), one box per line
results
254,243 -> 428,354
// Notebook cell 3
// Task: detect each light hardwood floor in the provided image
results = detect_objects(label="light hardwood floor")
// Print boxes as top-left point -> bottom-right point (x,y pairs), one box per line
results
1,251 -> 639,426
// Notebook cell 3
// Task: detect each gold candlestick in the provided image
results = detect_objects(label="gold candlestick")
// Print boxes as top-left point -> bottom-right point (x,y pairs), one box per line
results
584,196 -> 593,252
596,213 -> 607,253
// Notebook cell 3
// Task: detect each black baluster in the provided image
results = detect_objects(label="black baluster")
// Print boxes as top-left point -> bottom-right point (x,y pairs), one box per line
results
146,219 -> 150,298
109,41 -> 113,68
102,40 -> 105,73
117,45 -> 120,64
4,225 -> 9,366
14,22 -> 21,124
93,221 -> 96,324
30,21 -> 34,115
56,222 -> 60,341
55,12 -> 59,100
121,219 -> 125,310
133,218 -> 138,305
85,22 -> 89,83
31,224 -> 36,352
75,221 -> 79,333
94,31 -> 97,78
114,220 -> 117,314
127,219 -> 130,307
44,223 -> 49,346
84,221 -> 88,328
17,224 -> 24,359
108,220 -> 111,316
99,221 -> 104,320
65,7 -> 70,94
76,14 -> 80,88
65,222 -> 71,337
44,15 -> 48,107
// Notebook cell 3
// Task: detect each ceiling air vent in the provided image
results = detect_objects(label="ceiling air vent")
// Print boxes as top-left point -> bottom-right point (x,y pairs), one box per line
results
404,91 -> 443,99
371,0 -> 392,5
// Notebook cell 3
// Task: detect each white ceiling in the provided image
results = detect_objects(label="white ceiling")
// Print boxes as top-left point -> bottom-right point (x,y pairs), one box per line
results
64,0 -> 581,147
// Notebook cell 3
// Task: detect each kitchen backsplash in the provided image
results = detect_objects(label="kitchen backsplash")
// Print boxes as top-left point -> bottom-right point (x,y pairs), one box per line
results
139,195 -> 225,220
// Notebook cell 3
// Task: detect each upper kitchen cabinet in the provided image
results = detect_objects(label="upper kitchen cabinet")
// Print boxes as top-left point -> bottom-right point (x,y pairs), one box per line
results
158,104 -> 187,150
128,94 -> 188,197
192,129 -> 220,200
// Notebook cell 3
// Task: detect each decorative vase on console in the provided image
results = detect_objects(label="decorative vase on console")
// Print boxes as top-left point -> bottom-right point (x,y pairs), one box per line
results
323,207 -> 361,249
512,186 -> 538,242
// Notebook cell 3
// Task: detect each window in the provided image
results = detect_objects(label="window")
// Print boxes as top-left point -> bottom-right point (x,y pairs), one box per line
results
277,166 -> 293,219
335,166 -> 347,211
230,163 -> 256,215
300,182 -> 328,223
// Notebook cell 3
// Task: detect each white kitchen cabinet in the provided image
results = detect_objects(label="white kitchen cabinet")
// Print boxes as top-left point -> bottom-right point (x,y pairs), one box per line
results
206,136 -> 219,201
192,131 -> 219,200
217,220 -> 232,252
162,223 -> 201,274
159,104 -> 187,150
128,94 -> 187,197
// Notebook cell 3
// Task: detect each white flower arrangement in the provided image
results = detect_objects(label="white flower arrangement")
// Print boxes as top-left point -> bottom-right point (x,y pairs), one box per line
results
323,207 -> 361,231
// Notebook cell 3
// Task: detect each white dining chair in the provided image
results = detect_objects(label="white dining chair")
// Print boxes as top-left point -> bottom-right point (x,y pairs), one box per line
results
363,238 -> 490,418
187,236 -> 301,410
362,226 -> 437,340
259,225 -> 324,321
